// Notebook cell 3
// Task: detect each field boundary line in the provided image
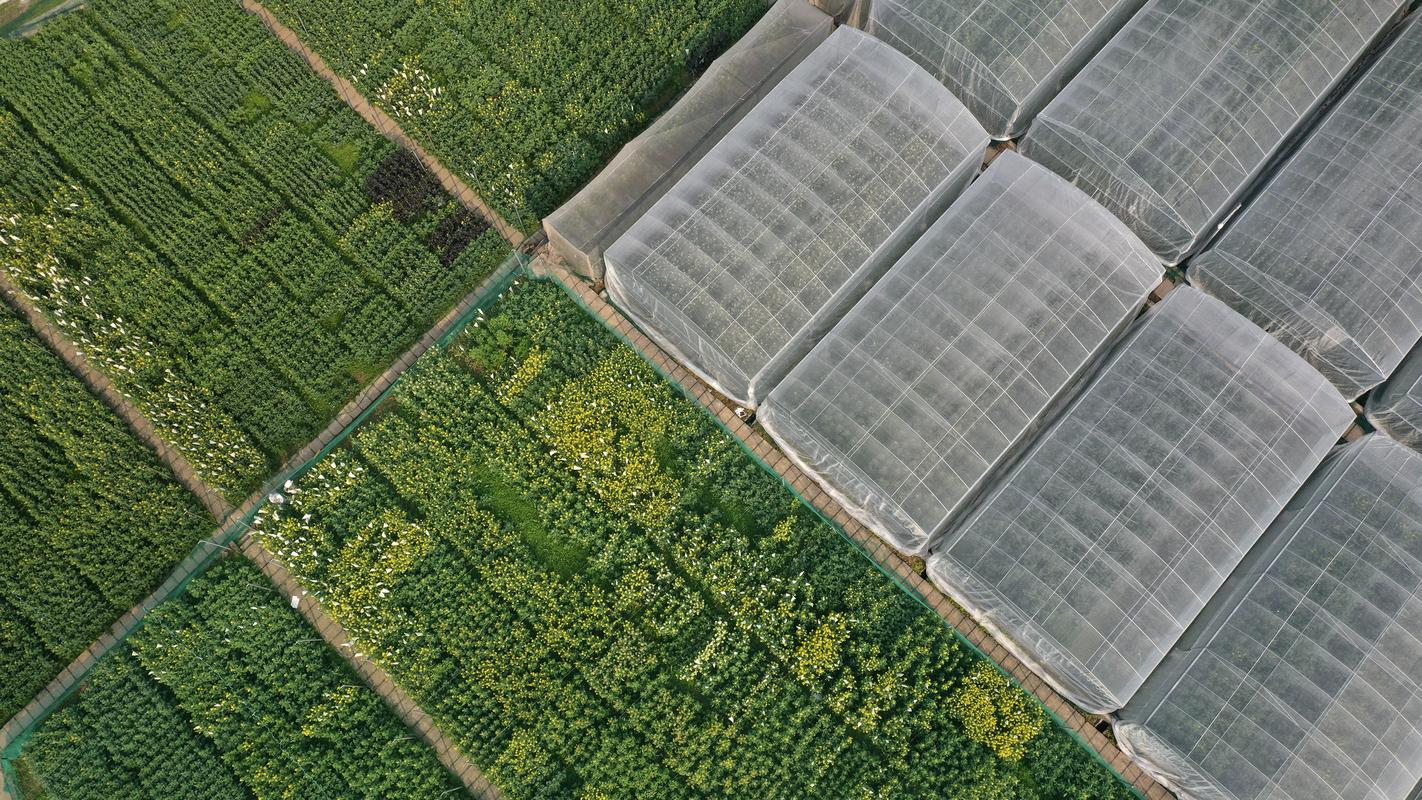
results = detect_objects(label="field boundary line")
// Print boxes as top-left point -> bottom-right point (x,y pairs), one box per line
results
0,259 -> 521,800
237,0 -> 527,247
0,273 -> 235,521
539,259 -> 1173,800
239,535 -> 504,799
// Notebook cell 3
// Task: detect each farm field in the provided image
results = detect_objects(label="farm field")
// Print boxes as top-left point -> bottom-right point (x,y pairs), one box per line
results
7,558 -> 461,799
0,304 -> 211,724
0,0 -> 511,499
250,278 -> 1134,800
258,0 -> 768,231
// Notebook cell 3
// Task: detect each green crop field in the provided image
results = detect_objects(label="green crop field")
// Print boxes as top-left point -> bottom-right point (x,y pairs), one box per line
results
0,305 -> 212,723
0,0 -> 511,499
259,0 -> 767,231
10,558 -> 460,799
249,279 -> 1134,800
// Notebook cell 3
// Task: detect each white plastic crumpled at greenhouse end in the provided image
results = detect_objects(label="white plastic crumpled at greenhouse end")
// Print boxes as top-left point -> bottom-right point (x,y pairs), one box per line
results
865,0 -> 1147,138
1019,0 -> 1410,265
603,25 -> 990,408
759,151 -> 1161,555
928,287 -> 1355,714
1369,343 -> 1422,451
1117,436 -> 1422,800
1189,15 -> 1422,400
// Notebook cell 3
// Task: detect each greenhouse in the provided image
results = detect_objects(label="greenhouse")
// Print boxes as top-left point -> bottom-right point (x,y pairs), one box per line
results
865,0 -> 1146,138
1369,344 -> 1422,450
1019,0 -> 1409,265
1189,16 -> 1422,400
544,0 -> 834,281
1117,436 -> 1422,800
603,25 -> 990,406
928,288 -> 1355,713
759,151 -> 1161,555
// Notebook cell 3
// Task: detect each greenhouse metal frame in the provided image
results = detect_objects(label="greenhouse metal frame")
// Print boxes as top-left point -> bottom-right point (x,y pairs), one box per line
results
865,0 -> 1148,138
604,25 -> 990,407
759,151 -> 1161,555
1020,0 -> 1411,265
1370,343 -> 1422,451
928,288 -> 1355,713
1189,15 -> 1422,400
1117,436 -> 1422,800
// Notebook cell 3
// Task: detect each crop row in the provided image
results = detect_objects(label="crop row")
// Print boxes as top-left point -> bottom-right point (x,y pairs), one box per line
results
11,558 -> 459,799
0,306 -> 212,724
0,0 -> 511,499
259,0 -> 767,230
250,279 -> 1132,800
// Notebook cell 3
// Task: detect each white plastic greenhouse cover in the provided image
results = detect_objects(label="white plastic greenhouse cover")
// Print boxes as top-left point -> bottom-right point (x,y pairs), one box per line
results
1117,435 -> 1422,800
928,287 -> 1355,713
1369,344 -> 1422,451
865,0 -> 1147,138
544,0 -> 834,281
1190,16 -> 1422,400
1018,0 -> 1409,265
759,151 -> 1161,555
603,26 -> 990,407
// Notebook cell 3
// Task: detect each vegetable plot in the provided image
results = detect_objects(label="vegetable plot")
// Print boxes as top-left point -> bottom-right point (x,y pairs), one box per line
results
9,558 -> 461,799
0,0 -> 510,499
259,0 -> 767,231
251,279 -> 1134,800
0,306 -> 211,724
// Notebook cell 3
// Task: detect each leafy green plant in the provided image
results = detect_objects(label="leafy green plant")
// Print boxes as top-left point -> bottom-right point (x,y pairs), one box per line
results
250,280 -> 1137,799
0,0 -> 511,498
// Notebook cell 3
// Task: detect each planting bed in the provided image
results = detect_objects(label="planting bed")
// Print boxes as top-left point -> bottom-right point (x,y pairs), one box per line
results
250,278 -> 1134,800
0,305 -> 211,724
258,0 -> 768,231
0,0 -> 510,499
6,558 -> 460,799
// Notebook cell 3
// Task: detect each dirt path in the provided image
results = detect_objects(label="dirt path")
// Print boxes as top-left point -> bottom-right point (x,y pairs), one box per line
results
237,0 -> 526,248
1,259 -> 519,800
240,535 -> 504,799
541,260 -> 1173,800
0,274 -> 235,522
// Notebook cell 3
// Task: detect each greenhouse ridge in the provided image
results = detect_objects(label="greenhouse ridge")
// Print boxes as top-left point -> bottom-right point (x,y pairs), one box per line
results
5,0 -> 1422,799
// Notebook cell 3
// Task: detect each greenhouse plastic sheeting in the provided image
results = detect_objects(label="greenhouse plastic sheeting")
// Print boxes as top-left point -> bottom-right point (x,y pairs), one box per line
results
759,151 -> 1160,555
928,287 -> 1354,713
1190,17 -> 1422,400
1117,436 -> 1422,800
1369,344 -> 1422,451
544,0 -> 834,281
866,0 -> 1147,138
604,26 -> 990,407
1019,0 -> 1408,265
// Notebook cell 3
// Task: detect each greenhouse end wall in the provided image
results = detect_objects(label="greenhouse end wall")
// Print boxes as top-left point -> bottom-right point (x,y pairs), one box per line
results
928,287 -> 1355,713
1118,436 -> 1422,800
1019,0 -> 1410,265
760,151 -> 1160,555
604,25 -> 990,407
1188,15 -> 1422,400
544,0 -> 834,282
865,0 -> 1148,138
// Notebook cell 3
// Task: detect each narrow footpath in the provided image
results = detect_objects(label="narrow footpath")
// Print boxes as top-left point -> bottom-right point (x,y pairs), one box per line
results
237,0 -> 526,247
1,259 -> 520,800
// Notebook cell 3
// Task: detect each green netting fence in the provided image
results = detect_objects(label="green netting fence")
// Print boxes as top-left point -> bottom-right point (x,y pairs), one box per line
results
4,253 -> 1144,799
0,254 -> 528,797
